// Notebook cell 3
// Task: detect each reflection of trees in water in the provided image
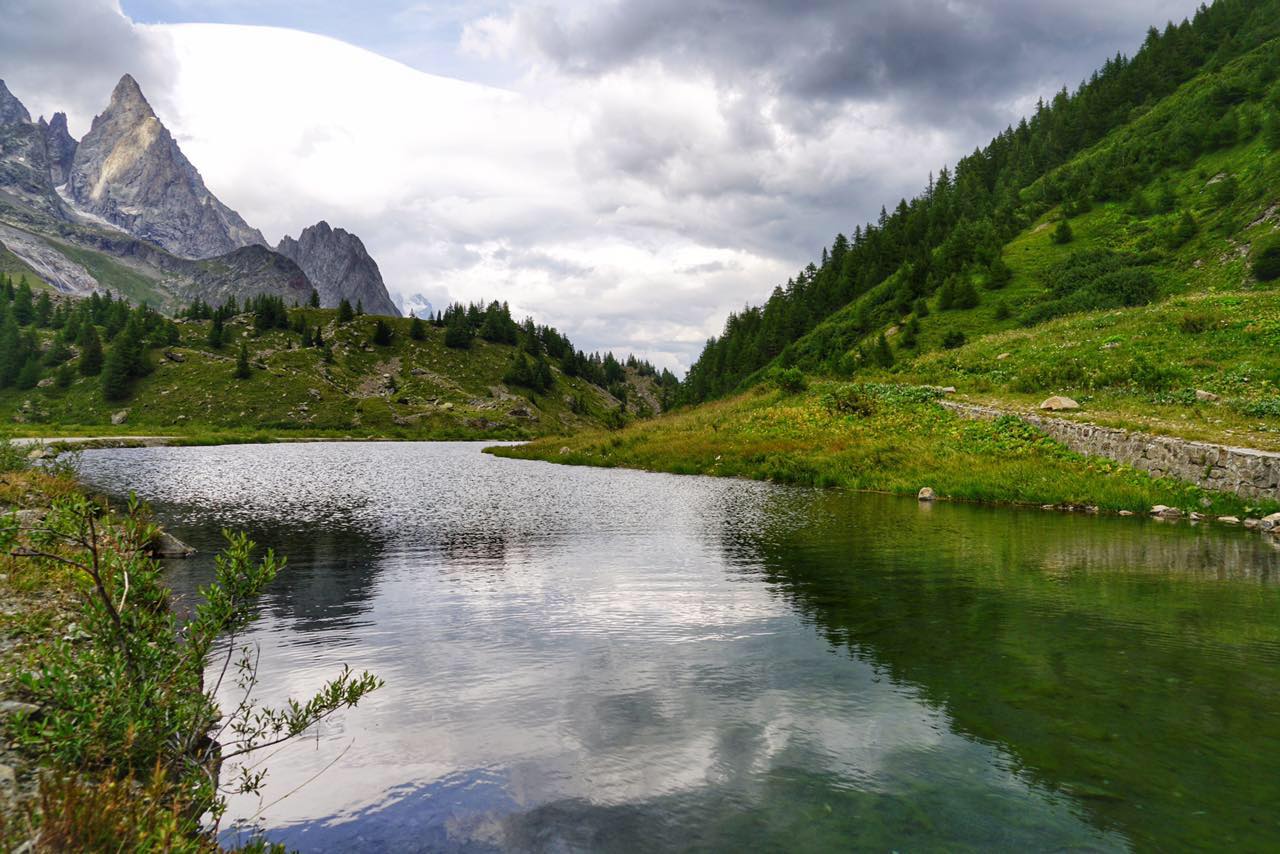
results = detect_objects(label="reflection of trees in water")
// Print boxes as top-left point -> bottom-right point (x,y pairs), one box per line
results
157,503 -> 388,636
726,491 -> 1280,851
428,530 -> 512,568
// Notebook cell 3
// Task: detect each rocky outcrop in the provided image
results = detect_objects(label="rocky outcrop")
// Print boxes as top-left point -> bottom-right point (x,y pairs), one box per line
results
174,244 -> 315,308
276,221 -> 399,316
0,81 -> 63,215
0,80 -> 30,126
0,222 -> 99,294
39,113 -> 76,186
67,75 -> 265,260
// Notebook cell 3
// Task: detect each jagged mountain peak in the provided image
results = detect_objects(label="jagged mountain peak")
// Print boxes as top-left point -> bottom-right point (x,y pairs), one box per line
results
277,221 -> 400,316
103,74 -> 157,123
0,79 -> 31,126
66,73 -> 266,260
41,111 -> 77,187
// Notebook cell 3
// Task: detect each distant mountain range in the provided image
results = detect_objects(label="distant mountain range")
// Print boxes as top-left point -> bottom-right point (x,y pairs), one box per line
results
0,74 -> 399,316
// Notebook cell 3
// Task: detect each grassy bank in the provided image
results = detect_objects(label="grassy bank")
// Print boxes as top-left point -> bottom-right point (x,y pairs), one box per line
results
0,446 -> 380,851
489,381 -> 1278,518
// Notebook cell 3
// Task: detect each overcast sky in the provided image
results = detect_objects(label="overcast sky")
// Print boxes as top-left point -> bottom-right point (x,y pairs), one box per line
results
2,0 -> 1202,371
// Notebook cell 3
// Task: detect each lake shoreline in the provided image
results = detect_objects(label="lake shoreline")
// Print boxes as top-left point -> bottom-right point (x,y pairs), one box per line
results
487,381 -> 1280,523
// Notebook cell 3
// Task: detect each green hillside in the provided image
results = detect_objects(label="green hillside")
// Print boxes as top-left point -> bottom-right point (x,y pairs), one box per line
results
680,0 -> 1280,411
0,286 -> 672,439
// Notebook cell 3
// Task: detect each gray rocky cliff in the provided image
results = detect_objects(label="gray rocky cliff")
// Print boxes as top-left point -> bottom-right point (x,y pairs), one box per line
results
276,220 -> 399,316
0,80 -> 31,126
0,80 -> 63,214
67,74 -> 265,259
39,112 -> 77,186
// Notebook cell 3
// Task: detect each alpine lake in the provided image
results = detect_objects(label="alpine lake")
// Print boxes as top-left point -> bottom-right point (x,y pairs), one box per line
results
74,441 -> 1280,852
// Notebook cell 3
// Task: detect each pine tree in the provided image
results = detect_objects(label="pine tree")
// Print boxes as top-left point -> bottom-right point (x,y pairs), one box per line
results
309,289 -> 321,308
444,311 -> 472,349
234,340 -> 251,379
100,338 -> 132,401
12,281 -> 34,325
15,355 -> 40,390
77,323 -> 103,376
952,279 -> 980,310
872,333 -> 894,368
0,316 -> 20,388
337,299 -> 354,323
355,299 -> 364,316
409,313 -> 426,341
372,319 -> 393,346
1052,220 -> 1074,244
207,315 -> 225,349
54,362 -> 74,389
35,292 -> 52,327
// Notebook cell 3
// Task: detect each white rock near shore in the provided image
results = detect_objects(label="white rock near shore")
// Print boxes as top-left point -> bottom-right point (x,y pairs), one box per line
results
1039,395 -> 1080,411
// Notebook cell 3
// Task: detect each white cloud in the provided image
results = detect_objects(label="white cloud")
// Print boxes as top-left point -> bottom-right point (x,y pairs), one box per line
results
4,0 -> 1204,372
125,21 -> 808,370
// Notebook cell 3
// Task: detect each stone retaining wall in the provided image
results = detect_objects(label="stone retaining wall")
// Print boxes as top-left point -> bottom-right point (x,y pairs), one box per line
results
940,400 -> 1280,500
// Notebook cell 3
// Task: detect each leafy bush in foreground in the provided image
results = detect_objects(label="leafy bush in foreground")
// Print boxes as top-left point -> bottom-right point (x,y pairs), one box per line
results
2,494 -> 382,848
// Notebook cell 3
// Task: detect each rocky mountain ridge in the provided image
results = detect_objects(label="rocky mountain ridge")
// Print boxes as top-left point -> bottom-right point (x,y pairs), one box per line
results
65,74 -> 266,260
0,75 -> 399,316
277,221 -> 399,316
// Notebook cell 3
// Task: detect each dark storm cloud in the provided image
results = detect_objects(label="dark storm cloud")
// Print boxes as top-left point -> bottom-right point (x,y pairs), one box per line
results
518,0 -> 1201,133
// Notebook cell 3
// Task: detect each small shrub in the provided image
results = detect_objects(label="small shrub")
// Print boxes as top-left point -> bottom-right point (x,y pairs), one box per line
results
1052,220 -> 1074,245
822,385 -> 877,417
942,330 -> 967,350
770,367 -> 807,394
1165,211 -> 1197,249
1253,238 -> 1280,282
984,258 -> 1012,290
1178,311 -> 1220,333
1239,397 -> 1280,418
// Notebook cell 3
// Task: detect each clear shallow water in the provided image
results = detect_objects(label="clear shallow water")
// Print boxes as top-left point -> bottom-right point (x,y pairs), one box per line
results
75,442 -> 1280,852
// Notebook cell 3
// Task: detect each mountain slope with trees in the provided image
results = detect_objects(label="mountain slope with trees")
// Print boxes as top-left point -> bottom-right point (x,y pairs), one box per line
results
0,284 -> 675,438
680,0 -> 1280,404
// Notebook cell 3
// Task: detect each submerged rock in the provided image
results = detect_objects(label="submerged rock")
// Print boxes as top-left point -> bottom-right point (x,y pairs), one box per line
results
148,530 -> 195,558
